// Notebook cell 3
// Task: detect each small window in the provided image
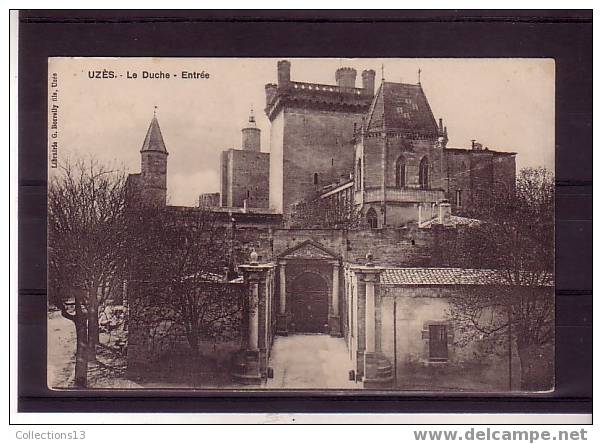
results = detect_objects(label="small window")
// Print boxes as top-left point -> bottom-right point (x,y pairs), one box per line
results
396,106 -> 404,114
247,190 -> 251,199
366,208 -> 378,229
455,190 -> 462,207
419,156 -> 429,189
313,173 -> 319,185
395,155 -> 406,188
428,324 -> 449,362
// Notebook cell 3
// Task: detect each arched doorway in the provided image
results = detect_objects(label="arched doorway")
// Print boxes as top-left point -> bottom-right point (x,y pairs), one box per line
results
290,272 -> 329,334
366,207 -> 378,229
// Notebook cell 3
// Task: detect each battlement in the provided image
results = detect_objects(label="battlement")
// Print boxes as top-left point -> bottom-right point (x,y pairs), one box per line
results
265,60 -> 375,121
265,80 -> 373,120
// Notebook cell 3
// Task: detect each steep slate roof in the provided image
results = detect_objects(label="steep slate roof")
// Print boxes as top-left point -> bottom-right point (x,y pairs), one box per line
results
140,115 -> 168,153
365,82 -> 439,137
381,268 -> 553,287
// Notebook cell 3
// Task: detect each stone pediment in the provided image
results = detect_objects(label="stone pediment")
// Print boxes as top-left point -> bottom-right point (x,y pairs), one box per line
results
278,240 -> 339,261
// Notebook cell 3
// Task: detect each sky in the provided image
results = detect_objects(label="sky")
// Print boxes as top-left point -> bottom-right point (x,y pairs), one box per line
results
49,58 -> 555,206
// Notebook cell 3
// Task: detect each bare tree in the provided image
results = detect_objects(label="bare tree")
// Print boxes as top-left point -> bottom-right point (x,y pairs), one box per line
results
445,167 -> 555,390
127,208 -> 246,356
288,193 -> 362,229
48,158 -> 128,387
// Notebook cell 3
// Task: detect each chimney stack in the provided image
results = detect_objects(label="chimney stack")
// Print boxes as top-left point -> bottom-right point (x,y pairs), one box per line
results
265,83 -> 277,107
277,60 -> 291,86
361,69 -> 376,95
335,67 -> 357,88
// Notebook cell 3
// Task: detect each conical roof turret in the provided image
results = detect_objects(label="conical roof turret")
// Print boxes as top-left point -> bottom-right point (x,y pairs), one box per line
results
141,112 -> 168,154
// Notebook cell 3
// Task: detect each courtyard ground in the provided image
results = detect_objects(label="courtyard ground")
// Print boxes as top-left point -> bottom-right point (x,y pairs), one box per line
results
47,310 -> 141,389
265,334 -> 359,389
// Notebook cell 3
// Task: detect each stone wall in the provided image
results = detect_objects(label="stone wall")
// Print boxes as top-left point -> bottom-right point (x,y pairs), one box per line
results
346,227 -> 436,267
444,149 -> 516,216
279,108 -> 364,213
221,149 -> 270,208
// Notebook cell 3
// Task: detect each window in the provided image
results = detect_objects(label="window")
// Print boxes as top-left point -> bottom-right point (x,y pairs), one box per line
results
455,190 -> 462,207
396,105 -> 404,114
313,173 -> 319,185
247,190 -> 251,199
428,324 -> 449,361
395,155 -> 406,188
366,208 -> 378,229
419,156 -> 429,189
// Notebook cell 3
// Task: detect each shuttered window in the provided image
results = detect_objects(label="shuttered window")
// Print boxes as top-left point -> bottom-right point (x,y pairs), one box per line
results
428,324 -> 449,362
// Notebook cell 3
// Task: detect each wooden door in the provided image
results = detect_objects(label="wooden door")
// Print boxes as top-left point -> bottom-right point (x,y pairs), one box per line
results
291,273 -> 328,334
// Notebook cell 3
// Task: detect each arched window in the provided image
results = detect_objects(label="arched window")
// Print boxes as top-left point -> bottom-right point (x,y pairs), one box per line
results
366,208 -> 378,229
313,173 -> 319,185
356,159 -> 362,190
419,156 -> 429,189
395,155 -> 406,188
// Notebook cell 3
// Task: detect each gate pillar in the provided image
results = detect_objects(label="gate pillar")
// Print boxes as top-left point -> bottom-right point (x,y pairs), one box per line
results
276,260 -> 289,335
350,255 -> 393,389
231,251 -> 275,384
329,261 -> 342,337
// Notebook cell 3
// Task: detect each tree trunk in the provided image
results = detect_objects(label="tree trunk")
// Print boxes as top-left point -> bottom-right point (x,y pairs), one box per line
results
516,340 -> 554,391
87,287 -> 99,361
73,300 -> 89,388
187,331 -> 200,355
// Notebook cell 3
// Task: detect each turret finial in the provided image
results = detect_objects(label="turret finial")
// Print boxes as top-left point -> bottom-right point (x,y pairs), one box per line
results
418,68 -> 422,85
153,105 -> 158,117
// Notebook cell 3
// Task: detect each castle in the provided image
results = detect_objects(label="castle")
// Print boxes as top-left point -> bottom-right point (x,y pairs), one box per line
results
197,60 -> 516,228
124,61 -> 544,390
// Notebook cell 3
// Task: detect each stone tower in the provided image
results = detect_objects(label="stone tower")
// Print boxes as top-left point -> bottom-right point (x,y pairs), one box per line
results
140,112 -> 168,206
241,108 -> 261,152
265,60 -> 374,214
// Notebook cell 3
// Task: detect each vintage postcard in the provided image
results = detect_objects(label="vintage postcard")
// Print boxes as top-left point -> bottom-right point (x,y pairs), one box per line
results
47,57 -> 555,392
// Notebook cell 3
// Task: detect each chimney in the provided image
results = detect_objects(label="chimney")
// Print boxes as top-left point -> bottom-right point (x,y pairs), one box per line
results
361,69 -> 376,95
335,67 -> 357,88
438,200 -> 452,225
277,60 -> 291,86
265,83 -> 277,107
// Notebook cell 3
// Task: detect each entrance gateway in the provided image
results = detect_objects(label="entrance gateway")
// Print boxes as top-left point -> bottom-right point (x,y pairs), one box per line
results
233,241 -> 394,388
276,240 -> 342,337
